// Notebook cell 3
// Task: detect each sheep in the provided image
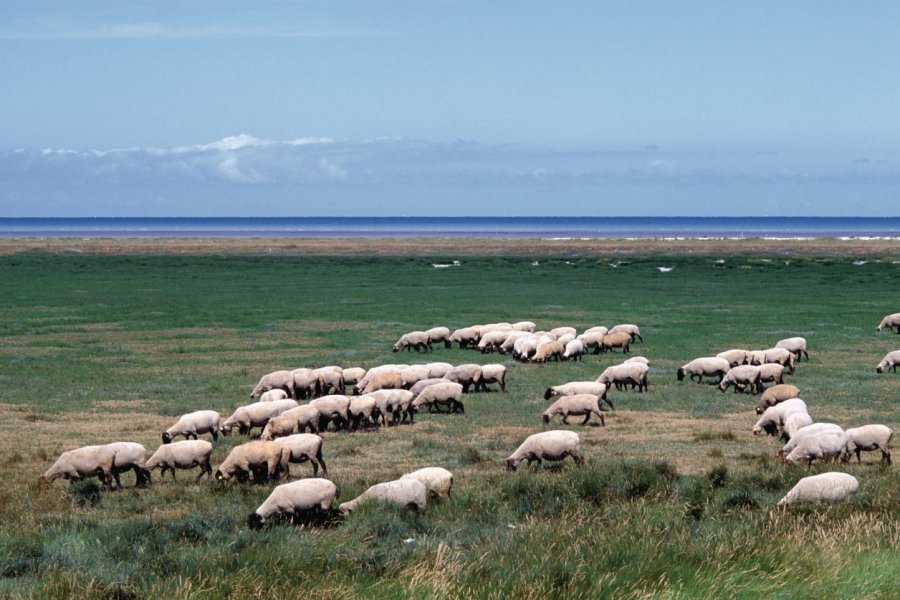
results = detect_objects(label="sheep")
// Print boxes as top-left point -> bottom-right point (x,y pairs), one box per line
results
360,370 -> 404,395
506,430 -> 584,471
393,331 -> 432,353
474,323 -> 513,337
876,312 -> 900,334
499,331 -> 532,354
400,467 -> 454,499
408,377 -> 453,399
610,323 -> 643,343
596,362 -> 649,392
314,366 -> 345,395
222,399 -> 299,436
716,349 -> 751,367
348,394 -> 381,431
844,425 -> 893,465
425,326 -> 452,349
600,331 -> 631,354
582,325 -> 609,336
752,399 -> 808,436
778,423 -> 844,459
260,405 -> 322,439
411,382 -> 465,415
339,479 -> 428,514
782,411 -> 814,442
272,433 -> 328,478
542,394 -> 606,427
291,368 -> 321,400
248,478 -> 338,529
759,347 -> 796,374
562,339 -> 585,362
544,381 -> 613,410
577,331 -> 606,355
105,442 -> 151,489
717,365 -> 762,394
444,364 -> 484,393
250,370 -> 295,400
757,363 -> 786,386
775,337 -> 809,361
783,429 -> 850,466
43,445 -> 118,488
215,441 -> 291,484
162,410 -> 224,444
677,357 -> 731,383
449,327 -> 480,349
531,340 -> 564,363
309,395 -> 352,431
549,326 -> 577,338
259,389 -> 289,402
624,356 -> 650,365
399,365 -> 432,389
755,384 -> 802,415
513,336 -> 539,361
776,472 -> 859,508
556,333 -> 576,347
875,350 -> 900,373
341,367 -> 367,391
145,440 -> 213,483
423,362 -> 454,379
369,389 -> 416,425
512,321 -> 537,332
480,364 -> 507,392
355,365 -> 404,394
478,330 -> 510,353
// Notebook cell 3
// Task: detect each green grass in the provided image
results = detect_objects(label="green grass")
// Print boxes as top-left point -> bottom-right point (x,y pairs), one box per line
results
0,251 -> 898,598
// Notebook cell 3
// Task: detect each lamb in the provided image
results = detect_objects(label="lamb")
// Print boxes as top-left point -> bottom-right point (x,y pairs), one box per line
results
531,340 -> 564,363
215,441 -> 291,484
291,368 -> 321,400
393,331 -> 432,353
480,364 -> 507,392
506,430 -> 584,471
609,323 -> 643,343
444,364 -> 484,393
309,395 -> 352,431
260,405 -> 321,439
449,327 -> 480,349
259,389 -> 289,402
757,363 -> 786,386
162,410 -> 224,444
755,384 -> 801,415
677,357 -> 731,383
752,399 -> 808,436
341,367 -> 367,391
369,389 -> 416,425
338,478 -> 428,514
250,370 -> 295,400
43,445 -> 118,488
778,423 -> 844,458
222,399 -> 299,436
400,467 -> 454,499
248,478 -> 338,529
105,442 -> 151,489
314,366 -> 345,395
875,350 -> 900,373
562,339 -> 585,362
542,394 -> 606,427
716,349 -> 751,367
775,337 -> 809,361
776,472 -> 859,508
844,425 -> 893,465
145,440 -> 213,483
411,382 -> 465,414
272,433 -> 328,478
876,312 -> 900,334
783,429 -> 850,466
357,370 -> 404,395
717,365 -> 762,394
425,326 -> 453,349
348,394 -> 381,430
544,381 -> 613,410
599,331 -> 631,354
596,362 -> 649,392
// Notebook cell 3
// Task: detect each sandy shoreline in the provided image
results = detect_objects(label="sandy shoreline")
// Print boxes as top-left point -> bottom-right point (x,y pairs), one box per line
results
0,236 -> 898,256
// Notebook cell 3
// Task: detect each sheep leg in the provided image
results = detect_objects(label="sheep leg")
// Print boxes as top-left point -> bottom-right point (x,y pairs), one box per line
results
602,397 -> 615,411
571,449 -> 584,466
562,415 -> 570,425
581,414 -> 590,426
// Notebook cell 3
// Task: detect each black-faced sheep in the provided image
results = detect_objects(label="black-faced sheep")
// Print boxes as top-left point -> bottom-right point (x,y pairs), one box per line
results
600,331 -> 631,354
542,394 -> 606,427
308,395 -> 351,431
43,445 -> 118,488
577,331 -> 606,355
105,442 -> 151,489
755,384 -> 801,415
348,394 -> 381,430
250,370 -> 295,400
411,382 -> 464,415
341,367 -> 367,392
314,366 -> 345,395
272,433 -> 328,478
291,368 -> 321,400
531,341 -> 564,363
757,363 -> 786,386
426,326 -> 453,349
876,312 -> 900,334
260,405 -> 321,439
716,349 -> 751,368
876,350 -> 900,373
162,410 -> 224,444
358,370 -> 404,395
369,389 -> 416,425
717,365 -> 762,394
562,339 -> 585,362
222,399 -> 299,436
477,330 -> 510,353
248,478 -> 337,529
776,472 -> 858,508
506,430 -> 583,471
479,364 -> 507,392
544,381 -> 613,410
423,362 -> 454,379
844,424 -> 893,465
752,399 -> 808,437
339,479 -> 428,514
215,441 -> 291,484
393,331 -> 432,353
449,327 -> 480,349
677,357 -> 731,383
775,337 -> 809,361
400,365 -> 432,389
596,362 -> 649,392
609,324 -> 643,343
146,440 -> 213,483
444,364 -> 483,393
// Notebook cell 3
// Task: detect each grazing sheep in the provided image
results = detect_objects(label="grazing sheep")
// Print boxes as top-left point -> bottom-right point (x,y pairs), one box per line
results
355,365 -> 404,394
259,389 -> 289,402
162,410 -> 224,444
358,370 -> 404,395
393,331 -> 432,353
222,399 -> 299,436
339,479 -> 428,514
449,327 -> 480,349
778,423 -> 845,458
105,442 -> 151,489
752,399 -> 808,436
409,377 -> 453,399
532,340 -> 565,363
248,478 -> 338,529
499,331 -> 532,354
783,429 -> 850,467
506,430 -> 584,471
542,394 -> 606,427
291,368 -> 321,400
677,357 -> 731,383
369,389 -> 416,425
757,363 -> 786,386
600,331 -> 631,354
314,366 -> 345,395
776,472 -> 859,507
145,440 -> 213,483
759,347 -> 796,374
876,312 -> 900,334
556,333 -> 576,347
272,433 -> 328,478
775,337 -> 809,361
844,425 -> 893,465
876,350 -> 900,373
512,321 -> 537,332
544,381 -> 612,410
756,384 -> 802,415
411,382 -> 465,414
513,336 -> 539,361
597,362 -> 649,392
782,411 -> 814,442
250,370 -> 296,400
582,325 -> 609,336
309,395 -> 352,431
444,364 -> 484,393
718,365 -> 762,394
716,349 -> 751,368
480,364 -> 507,392
610,324 -> 643,343
43,445 -> 117,488
401,467 -> 454,499
423,362 -> 454,379
400,365 -> 432,389
426,326 -> 452,349
341,367 -> 367,391
215,441 -> 291,484
624,356 -> 650,365
562,339 -> 585,362
348,394 -> 381,431
260,405 -> 321,440
578,331 -> 606,355
478,330 -> 511,353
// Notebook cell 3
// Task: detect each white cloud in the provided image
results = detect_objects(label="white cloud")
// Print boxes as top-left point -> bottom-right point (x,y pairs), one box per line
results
318,159 -> 348,180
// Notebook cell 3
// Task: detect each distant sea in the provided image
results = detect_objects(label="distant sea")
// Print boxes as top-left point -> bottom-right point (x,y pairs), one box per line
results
1,217 -> 899,239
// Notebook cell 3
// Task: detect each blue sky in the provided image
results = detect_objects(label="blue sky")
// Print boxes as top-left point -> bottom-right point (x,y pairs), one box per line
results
2,1 -> 899,216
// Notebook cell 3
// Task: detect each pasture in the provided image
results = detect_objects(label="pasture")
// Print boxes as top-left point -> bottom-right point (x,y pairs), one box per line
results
0,249 -> 898,598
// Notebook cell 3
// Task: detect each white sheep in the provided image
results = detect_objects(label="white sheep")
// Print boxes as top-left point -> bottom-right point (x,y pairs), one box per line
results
425,326 -> 453,349
43,445 -> 118,488
411,382 -> 465,415
260,405 -> 321,439
423,362 -> 454,379
562,339 -> 585,362
250,370 -> 295,400
449,327 -> 480,349
757,363 -> 786,386
596,362 -> 649,392
875,350 -> 900,373
876,312 -> 900,334
624,356 -> 650,365
777,423 -> 844,459
775,337 -> 809,362
556,333 -> 576,347
272,433 -> 328,478
752,399 -> 808,436
782,411 -> 814,442
511,321 -> 537,332
544,381 -> 612,410
308,395 -> 352,431
506,430 -> 584,471
478,330 -> 510,353
408,377 -> 453,399
542,394 -> 606,427
582,325 -> 609,336
341,367 -> 367,391
339,478 -> 428,514
400,467 -> 454,499
357,370 -> 404,395
755,384 -> 801,415
314,366 -> 345,395
844,425 -> 893,465
500,331 -> 532,354
400,365 -> 432,389
776,472 -> 859,507
577,331 -> 606,355
757,347 -> 796,374
600,331 -> 631,354
348,394 -> 381,431
291,368 -> 321,400
215,441 -> 291,484
248,478 -> 338,529
222,399 -> 299,436
393,331 -> 432,353
717,365 -> 762,394
259,389 -> 289,402
145,440 -> 213,483
677,357 -> 731,383
105,442 -> 151,489
369,389 -> 416,425
444,364 -> 483,393
783,429 -> 850,466
609,323 -> 643,342
480,364 -> 507,392
513,336 -> 539,361
162,410 -> 224,444
531,340 -> 564,363
716,349 -> 751,367
355,365 -> 404,394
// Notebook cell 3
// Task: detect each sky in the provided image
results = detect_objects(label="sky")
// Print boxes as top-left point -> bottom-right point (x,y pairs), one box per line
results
2,1 -> 900,217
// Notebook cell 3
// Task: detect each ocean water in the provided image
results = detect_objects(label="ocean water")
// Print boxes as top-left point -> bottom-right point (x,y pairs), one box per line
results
0,217 -> 898,239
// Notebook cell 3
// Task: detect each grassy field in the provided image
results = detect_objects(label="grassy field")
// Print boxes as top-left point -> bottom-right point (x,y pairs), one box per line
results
0,247 -> 898,598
